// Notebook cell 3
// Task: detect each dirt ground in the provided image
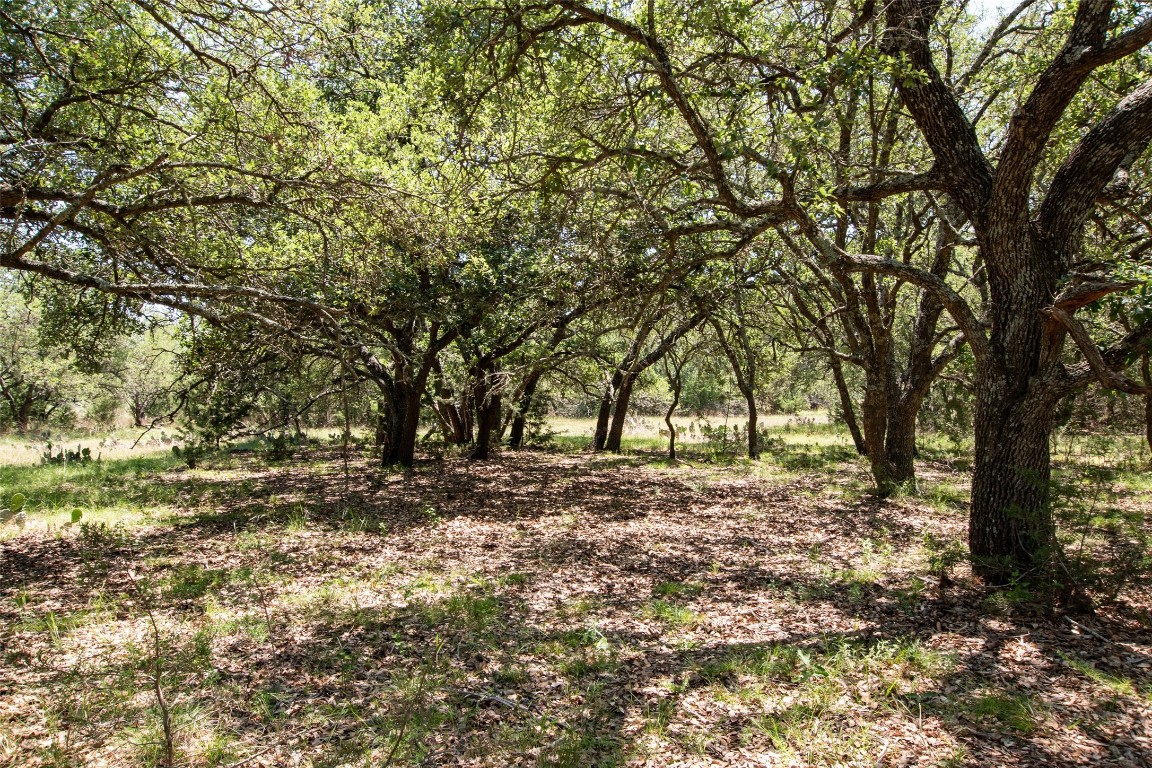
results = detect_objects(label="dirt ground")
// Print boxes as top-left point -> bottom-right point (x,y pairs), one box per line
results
1,447 -> 1150,767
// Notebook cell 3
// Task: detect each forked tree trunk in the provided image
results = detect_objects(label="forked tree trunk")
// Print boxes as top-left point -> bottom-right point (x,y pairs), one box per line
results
857,366 -> 923,496
598,314 -> 702,453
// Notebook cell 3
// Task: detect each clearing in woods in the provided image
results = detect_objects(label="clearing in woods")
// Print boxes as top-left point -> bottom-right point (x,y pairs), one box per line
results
1,433 -> 1151,767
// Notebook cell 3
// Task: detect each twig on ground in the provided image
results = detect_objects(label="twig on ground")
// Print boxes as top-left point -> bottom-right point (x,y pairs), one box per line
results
126,569 -> 175,768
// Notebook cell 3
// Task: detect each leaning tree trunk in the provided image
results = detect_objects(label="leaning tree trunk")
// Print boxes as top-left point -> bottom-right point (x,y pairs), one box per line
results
508,370 -> 543,449
593,371 -> 622,450
665,380 -> 681,460
605,373 -> 637,452
830,353 -> 867,455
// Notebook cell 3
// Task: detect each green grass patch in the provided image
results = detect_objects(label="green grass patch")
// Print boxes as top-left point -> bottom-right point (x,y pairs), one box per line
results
1060,653 -> 1141,697
653,580 -> 703,599
641,599 -> 703,628
962,691 -> 1042,734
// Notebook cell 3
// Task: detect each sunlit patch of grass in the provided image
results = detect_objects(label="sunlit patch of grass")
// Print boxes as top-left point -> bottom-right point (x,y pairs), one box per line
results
557,597 -> 599,619
825,537 -> 891,589
406,579 -> 503,636
960,691 -> 1043,734
405,569 -> 453,596
117,701 -> 239,768
1059,652 -> 1141,697
0,452 -> 187,541
653,580 -> 703,599
681,637 -> 957,764
672,640 -> 953,764
638,636 -> 951,764
496,571 -> 531,587
741,714 -> 879,766
534,626 -> 616,681
640,697 -> 676,740
920,481 -> 968,510
641,599 -> 703,628
162,564 -> 235,600
13,609 -> 92,645
700,637 -> 953,689
203,596 -> 271,642
432,591 -> 501,633
284,504 -> 310,532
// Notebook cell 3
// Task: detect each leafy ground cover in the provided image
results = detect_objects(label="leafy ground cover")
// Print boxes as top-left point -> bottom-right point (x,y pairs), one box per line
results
1,432 -> 1151,767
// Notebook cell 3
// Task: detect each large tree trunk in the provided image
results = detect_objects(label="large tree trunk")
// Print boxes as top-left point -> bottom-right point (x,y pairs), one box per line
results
1145,390 -> 1152,463
1142,354 -> 1152,461
394,384 -> 422,467
592,371 -> 620,450
376,393 -> 404,466
884,402 -> 918,487
132,394 -> 148,428
968,240 -> 1060,584
969,389 -> 1057,584
604,374 -> 637,452
14,395 -> 34,434
859,374 -> 897,494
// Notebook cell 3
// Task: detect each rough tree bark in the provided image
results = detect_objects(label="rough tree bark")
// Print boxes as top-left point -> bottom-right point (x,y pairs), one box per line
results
882,0 -> 1152,583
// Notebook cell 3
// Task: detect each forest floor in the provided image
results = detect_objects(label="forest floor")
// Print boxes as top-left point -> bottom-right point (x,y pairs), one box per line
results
2,429 -> 1152,767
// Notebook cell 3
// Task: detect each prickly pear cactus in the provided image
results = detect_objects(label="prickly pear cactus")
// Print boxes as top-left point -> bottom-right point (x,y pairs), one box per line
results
1,493 -> 26,525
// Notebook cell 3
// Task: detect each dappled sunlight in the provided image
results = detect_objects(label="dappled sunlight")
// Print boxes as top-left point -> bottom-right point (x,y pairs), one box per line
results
2,447 -> 1151,766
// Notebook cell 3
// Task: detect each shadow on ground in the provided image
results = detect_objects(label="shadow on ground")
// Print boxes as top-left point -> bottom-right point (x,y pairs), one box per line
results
2,447 -> 1150,767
